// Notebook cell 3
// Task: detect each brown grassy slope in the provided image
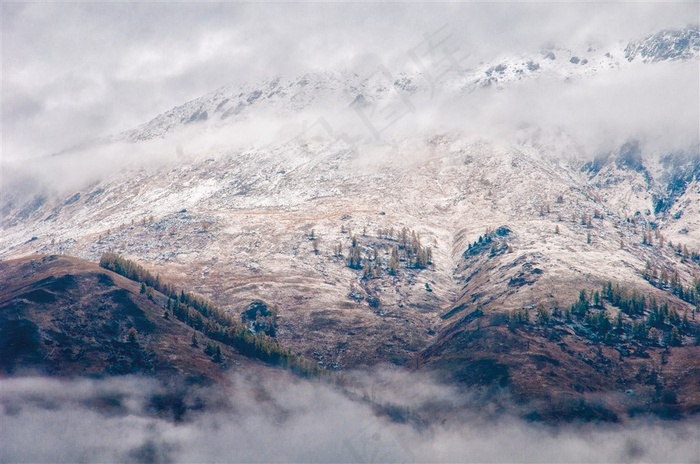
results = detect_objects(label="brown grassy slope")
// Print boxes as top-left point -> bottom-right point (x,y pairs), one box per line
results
417,310 -> 700,422
0,254 -> 251,382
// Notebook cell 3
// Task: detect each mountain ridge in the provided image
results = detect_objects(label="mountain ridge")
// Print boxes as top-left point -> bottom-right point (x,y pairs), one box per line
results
2,25 -> 699,422
116,25 -> 700,145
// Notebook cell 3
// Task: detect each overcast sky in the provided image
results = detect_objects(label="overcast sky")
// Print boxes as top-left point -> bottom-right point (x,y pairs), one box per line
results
2,2 -> 697,160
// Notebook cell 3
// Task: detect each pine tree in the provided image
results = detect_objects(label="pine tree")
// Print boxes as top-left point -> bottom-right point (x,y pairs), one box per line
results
362,262 -> 372,279
204,341 -> 215,356
213,344 -> 223,363
670,327 -> 682,346
648,327 -> 660,345
347,245 -> 362,270
632,320 -> 647,341
388,245 -> 399,276
536,306 -> 551,326
572,289 -> 590,318
127,327 -> 138,343
615,312 -> 623,334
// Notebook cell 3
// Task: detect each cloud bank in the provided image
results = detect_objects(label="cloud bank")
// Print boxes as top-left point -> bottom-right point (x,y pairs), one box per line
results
1,370 -> 698,463
3,2 -> 697,161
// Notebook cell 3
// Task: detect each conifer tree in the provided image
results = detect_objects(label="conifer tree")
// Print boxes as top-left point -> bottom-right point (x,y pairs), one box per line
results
347,245 -> 362,270
213,344 -> 223,363
388,245 -> 399,276
127,327 -> 138,343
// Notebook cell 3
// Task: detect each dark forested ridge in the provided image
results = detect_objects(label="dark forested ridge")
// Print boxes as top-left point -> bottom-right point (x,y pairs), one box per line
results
0,254 -> 320,380
99,252 -> 322,376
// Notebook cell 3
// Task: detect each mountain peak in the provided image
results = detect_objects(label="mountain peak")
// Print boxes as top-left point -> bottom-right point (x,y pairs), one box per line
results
625,25 -> 700,62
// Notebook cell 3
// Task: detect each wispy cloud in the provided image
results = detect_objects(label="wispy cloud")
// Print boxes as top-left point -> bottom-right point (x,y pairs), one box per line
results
1,371 -> 698,463
2,2 -> 697,160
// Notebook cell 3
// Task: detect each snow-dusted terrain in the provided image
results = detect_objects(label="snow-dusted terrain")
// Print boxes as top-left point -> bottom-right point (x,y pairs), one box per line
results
2,26 -> 699,368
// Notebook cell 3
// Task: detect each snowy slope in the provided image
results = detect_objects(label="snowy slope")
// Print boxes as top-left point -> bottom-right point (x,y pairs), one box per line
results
2,26 -> 699,370
106,26 -> 699,145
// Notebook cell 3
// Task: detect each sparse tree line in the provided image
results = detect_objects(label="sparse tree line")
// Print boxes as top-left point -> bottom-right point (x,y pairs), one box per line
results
508,281 -> 698,348
463,226 -> 512,259
241,300 -> 278,337
636,225 -> 700,265
643,260 -> 700,305
641,227 -> 671,248
99,252 -> 322,376
331,226 -> 433,277
544,200 -> 700,254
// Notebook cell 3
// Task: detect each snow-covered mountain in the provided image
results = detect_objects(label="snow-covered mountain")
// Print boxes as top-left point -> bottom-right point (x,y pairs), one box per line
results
2,26 -> 699,419
104,25 -> 699,144
625,25 -> 700,62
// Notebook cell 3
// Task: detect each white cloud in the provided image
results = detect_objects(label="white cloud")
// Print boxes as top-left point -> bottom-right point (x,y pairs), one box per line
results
1,372 -> 698,463
2,2 -> 697,160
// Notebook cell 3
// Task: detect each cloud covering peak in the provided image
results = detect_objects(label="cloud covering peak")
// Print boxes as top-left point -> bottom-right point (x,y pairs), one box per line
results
3,2 -> 697,160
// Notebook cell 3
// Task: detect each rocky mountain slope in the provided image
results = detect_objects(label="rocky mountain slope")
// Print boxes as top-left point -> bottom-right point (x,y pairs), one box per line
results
2,26 -> 699,420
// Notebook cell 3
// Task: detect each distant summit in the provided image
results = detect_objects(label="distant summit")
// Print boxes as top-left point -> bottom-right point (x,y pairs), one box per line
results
625,25 -> 700,62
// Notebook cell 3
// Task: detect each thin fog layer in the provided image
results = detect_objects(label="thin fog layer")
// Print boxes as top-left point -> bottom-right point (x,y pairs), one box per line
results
1,372 -> 698,463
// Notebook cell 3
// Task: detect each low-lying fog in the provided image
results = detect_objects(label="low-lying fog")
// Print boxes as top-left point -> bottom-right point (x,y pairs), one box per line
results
1,369 -> 697,463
